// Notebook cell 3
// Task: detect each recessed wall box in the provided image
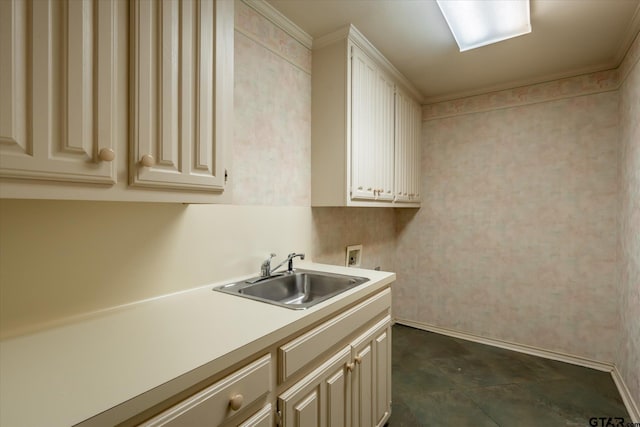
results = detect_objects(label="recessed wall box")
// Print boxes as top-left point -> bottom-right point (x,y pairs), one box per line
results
346,244 -> 363,267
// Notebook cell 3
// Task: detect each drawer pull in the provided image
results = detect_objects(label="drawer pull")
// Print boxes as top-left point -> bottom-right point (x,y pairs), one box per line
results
140,154 -> 155,167
346,362 -> 355,372
98,148 -> 115,162
229,394 -> 244,411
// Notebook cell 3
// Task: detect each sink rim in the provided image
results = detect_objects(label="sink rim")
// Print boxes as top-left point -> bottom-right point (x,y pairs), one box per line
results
213,269 -> 370,310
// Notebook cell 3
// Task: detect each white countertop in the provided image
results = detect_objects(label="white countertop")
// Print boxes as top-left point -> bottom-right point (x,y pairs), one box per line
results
0,262 -> 394,427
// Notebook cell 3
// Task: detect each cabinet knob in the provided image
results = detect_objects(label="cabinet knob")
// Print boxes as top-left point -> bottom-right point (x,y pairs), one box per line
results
355,356 -> 362,364
98,148 -> 115,162
346,362 -> 355,372
140,154 -> 155,167
229,394 -> 244,411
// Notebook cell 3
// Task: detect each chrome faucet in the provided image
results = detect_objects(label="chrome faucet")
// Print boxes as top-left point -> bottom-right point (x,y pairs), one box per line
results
270,252 -> 305,275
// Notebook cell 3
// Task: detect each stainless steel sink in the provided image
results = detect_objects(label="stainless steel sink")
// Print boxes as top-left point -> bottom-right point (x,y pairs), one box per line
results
213,269 -> 369,309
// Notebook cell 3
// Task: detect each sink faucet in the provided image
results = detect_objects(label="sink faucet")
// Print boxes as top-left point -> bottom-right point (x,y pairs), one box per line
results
270,252 -> 305,275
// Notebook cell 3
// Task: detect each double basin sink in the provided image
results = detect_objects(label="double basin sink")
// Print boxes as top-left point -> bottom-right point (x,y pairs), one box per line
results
214,269 -> 369,309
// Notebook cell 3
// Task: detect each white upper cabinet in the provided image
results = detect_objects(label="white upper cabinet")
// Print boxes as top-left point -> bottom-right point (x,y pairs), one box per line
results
395,87 -> 421,203
351,47 -> 395,203
350,46 -> 377,201
0,0 -> 233,203
0,0 -> 117,184
311,24 -> 422,207
130,0 -> 228,192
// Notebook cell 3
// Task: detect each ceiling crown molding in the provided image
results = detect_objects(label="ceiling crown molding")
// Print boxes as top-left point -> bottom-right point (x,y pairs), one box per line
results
241,0 -> 313,49
315,24 -> 424,102
614,2 -> 640,68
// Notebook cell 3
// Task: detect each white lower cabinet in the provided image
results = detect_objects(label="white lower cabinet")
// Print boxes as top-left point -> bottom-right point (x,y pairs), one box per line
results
278,315 -> 392,427
139,355 -> 271,427
351,317 -> 392,427
278,346 -> 351,426
128,288 -> 392,427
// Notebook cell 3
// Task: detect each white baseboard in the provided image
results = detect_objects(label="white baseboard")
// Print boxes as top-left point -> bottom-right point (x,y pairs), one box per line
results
393,318 -> 639,422
612,366 -> 640,423
394,318 -> 614,371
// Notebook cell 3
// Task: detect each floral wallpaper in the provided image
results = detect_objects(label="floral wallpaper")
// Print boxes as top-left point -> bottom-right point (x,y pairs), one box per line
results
423,70 -> 619,121
232,1 -> 311,205
618,33 -> 640,410
397,86 -> 621,363
312,207 -> 397,273
235,1 -> 311,74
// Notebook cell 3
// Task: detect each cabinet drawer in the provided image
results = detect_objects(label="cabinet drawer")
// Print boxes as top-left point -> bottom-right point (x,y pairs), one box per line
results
140,355 -> 271,427
237,404 -> 272,427
279,288 -> 391,382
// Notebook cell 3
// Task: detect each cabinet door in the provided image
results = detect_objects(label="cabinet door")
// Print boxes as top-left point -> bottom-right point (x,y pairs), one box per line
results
350,45 -> 377,201
279,346 -> 351,427
130,0 -> 230,192
374,70 -> 395,201
394,88 -> 421,203
0,0 -> 117,184
351,316 -> 391,427
350,45 -> 395,203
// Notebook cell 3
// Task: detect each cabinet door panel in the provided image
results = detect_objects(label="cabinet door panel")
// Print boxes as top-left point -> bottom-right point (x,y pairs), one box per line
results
295,389 -> 320,426
326,367 -> 348,427
394,88 -> 421,203
130,0 -> 227,191
353,344 -> 373,427
375,329 -> 391,426
350,46 -> 377,200
279,346 -> 351,427
350,45 -> 395,203
0,0 -> 117,183
374,71 -> 394,201
350,315 -> 392,427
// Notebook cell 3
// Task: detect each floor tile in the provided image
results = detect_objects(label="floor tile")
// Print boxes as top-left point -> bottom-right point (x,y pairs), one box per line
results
464,383 -> 586,427
389,324 -> 631,427
394,390 -> 500,427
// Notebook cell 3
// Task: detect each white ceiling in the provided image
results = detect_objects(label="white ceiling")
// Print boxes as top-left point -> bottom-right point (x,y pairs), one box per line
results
266,0 -> 640,103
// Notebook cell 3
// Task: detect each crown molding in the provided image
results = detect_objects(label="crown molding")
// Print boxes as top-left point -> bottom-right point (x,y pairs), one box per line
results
614,2 -> 640,67
314,24 -> 424,102
241,0 -> 313,49
422,61 -> 619,105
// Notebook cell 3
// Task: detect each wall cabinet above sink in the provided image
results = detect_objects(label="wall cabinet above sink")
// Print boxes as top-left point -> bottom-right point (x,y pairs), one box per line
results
311,24 -> 422,207
0,0 -> 233,203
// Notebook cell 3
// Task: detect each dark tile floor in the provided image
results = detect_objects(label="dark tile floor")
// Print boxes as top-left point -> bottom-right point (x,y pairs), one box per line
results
389,324 -> 631,427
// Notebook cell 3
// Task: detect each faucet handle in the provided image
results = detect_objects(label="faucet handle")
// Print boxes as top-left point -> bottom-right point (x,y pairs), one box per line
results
261,253 -> 277,277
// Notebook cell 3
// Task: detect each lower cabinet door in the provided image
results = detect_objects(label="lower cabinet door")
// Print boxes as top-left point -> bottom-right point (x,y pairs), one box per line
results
350,316 -> 391,427
278,346 -> 351,427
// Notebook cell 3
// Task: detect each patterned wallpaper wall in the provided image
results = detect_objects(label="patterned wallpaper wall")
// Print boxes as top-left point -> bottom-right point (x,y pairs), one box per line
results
312,207 -> 397,273
398,77 -> 621,363
618,33 -> 640,409
233,1 -> 311,206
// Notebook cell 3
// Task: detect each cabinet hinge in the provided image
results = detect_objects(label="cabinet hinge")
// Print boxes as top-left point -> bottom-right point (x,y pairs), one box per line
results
275,409 -> 283,426
224,169 -> 228,183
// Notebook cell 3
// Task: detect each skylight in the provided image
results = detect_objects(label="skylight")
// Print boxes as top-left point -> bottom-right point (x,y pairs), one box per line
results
436,0 -> 531,52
